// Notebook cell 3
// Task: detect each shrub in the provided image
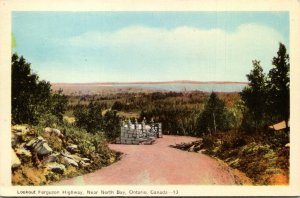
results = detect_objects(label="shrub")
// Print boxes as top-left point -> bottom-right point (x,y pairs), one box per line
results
73,101 -> 103,134
102,110 -> 121,141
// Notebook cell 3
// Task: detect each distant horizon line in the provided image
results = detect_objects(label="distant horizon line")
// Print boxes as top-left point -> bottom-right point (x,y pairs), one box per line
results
52,80 -> 249,85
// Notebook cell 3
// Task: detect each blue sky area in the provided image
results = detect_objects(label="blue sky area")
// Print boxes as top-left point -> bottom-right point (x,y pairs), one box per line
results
12,12 -> 289,83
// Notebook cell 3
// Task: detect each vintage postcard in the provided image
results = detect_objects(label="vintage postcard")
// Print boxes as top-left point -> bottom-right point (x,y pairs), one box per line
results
1,0 -> 300,196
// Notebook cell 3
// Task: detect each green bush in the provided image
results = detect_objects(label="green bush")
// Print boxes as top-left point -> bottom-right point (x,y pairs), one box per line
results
102,110 -> 121,141
73,100 -> 103,134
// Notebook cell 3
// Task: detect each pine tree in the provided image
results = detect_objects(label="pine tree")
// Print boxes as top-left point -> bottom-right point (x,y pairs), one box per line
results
198,92 -> 228,134
240,60 -> 267,131
267,43 -> 290,128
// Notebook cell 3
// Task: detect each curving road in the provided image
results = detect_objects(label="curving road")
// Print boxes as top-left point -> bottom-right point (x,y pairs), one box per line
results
55,135 -> 251,185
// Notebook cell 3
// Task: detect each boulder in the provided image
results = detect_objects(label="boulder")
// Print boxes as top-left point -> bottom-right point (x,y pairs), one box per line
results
46,162 -> 66,174
44,152 -> 60,163
62,156 -> 78,167
188,145 -> 195,152
26,136 -> 53,156
70,154 -> 82,163
197,149 -> 207,154
26,138 -> 38,147
11,149 -> 21,168
81,158 -> 91,163
79,161 -> 90,167
44,127 -> 64,138
66,144 -> 78,153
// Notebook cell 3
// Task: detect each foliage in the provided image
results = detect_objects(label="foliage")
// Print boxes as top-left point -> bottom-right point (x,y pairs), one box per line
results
102,110 -> 121,141
197,92 -> 230,134
140,105 -> 201,136
267,43 -> 290,126
50,90 -> 68,121
67,91 -> 240,137
202,131 -> 289,185
111,101 -> 123,111
241,43 -> 290,131
11,53 -> 67,125
73,100 -> 103,133
240,60 -> 268,131
60,123 -> 117,169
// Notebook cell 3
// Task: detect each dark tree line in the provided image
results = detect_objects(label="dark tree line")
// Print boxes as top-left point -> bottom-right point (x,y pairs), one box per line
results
12,53 -> 68,125
241,43 -> 289,131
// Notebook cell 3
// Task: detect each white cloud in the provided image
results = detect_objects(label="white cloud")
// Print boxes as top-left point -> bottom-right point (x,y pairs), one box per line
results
54,24 -> 286,82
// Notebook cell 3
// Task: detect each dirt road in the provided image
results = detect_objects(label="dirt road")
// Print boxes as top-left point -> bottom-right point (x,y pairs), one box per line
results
55,135 -> 251,185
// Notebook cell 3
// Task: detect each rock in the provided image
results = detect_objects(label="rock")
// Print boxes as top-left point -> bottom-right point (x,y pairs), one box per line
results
79,161 -> 90,167
44,127 -> 64,138
12,125 -> 29,136
188,145 -> 195,152
66,144 -> 78,153
26,138 -> 37,147
15,147 -> 32,157
36,143 -> 52,156
197,149 -> 207,154
44,152 -> 60,163
46,162 -> 66,174
12,125 -> 33,146
26,136 -> 53,156
81,158 -> 91,163
61,151 -> 80,166
62,156 -> 78,167
70,155 -> 82,163
12,149 -> 21,168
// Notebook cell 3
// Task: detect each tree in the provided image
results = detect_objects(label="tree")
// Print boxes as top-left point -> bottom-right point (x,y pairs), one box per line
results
12,53 -> 68,125
240,60 -> 268,131
102,110 -> 121,141
198,92 -> 229,134
267,43 -> 290,127
74,100 -> 103,133
12,54 -> 51,124
50,89 -> 68,121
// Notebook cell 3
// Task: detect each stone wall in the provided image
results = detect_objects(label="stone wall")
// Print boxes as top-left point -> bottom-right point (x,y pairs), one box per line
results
116,119 -> 162,145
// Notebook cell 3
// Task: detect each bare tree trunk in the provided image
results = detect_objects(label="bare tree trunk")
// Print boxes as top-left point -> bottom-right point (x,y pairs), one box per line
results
213,112 -> 216,133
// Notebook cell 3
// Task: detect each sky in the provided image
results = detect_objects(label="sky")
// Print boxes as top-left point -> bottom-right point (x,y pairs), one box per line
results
12,12 -> 289,83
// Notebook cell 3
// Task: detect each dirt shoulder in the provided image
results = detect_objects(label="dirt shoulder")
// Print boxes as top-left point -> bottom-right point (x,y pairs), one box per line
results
55,135 -> 251,185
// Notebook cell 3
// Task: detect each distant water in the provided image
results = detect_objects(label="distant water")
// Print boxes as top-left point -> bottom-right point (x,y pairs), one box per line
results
108,83 -> 246,92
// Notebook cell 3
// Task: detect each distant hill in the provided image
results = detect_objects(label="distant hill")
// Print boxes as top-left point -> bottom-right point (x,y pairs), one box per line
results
52,80 -> 248,86
52,81 -> 248,95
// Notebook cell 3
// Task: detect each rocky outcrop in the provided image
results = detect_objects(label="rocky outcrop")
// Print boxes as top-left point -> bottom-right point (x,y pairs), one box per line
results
26,136 -> 53,156
11,124 -> 101,186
